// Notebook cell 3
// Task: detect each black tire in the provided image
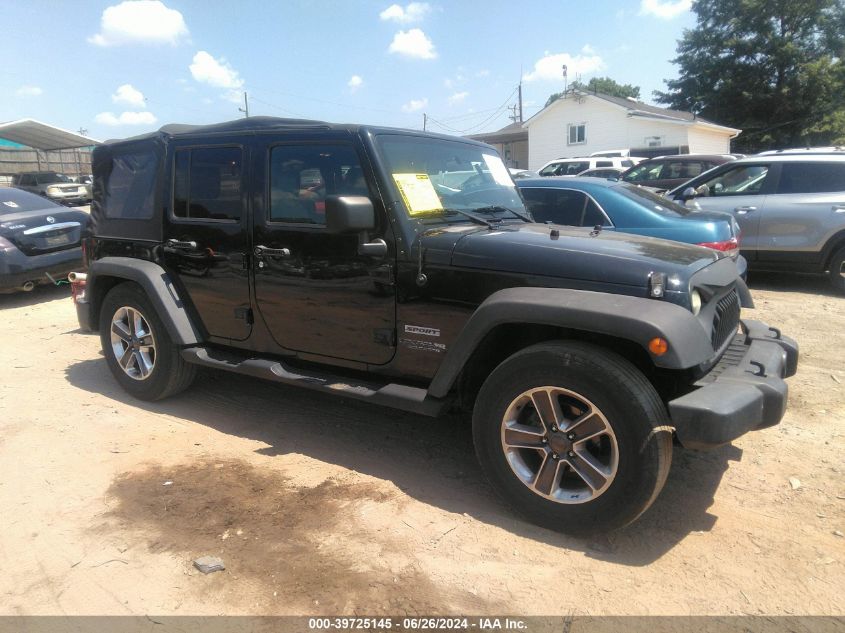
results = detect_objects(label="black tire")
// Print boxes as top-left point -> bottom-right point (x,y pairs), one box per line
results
829,247 -> 845,293
99,282 -> 196,401
472,341 -> 673,535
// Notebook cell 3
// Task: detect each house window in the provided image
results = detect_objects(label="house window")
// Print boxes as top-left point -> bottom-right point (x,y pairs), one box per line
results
568,123 -> 586,145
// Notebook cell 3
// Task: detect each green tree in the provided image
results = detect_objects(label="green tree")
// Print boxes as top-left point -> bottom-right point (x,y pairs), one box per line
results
655,0 -> 845,152
545,76 -> 641,107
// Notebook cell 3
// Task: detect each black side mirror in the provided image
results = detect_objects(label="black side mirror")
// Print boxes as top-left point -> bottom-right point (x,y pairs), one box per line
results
679,186 -> 697,201
325,195 -> 375,233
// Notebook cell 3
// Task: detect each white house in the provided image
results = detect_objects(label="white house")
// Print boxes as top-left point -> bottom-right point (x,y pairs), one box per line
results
524,90 -> 741,171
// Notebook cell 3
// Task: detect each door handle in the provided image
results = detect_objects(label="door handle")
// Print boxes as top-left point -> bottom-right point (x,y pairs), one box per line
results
358,238 -> 388,258
833,205 -> 845,213
735,206 -> 757,215
166,239 -> 197,250
254,245 -> 291,258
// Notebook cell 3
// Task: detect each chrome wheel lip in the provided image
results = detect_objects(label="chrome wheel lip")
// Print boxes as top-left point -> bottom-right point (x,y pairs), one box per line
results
500,386 -> 619,505
110,306 -> 156,381
839,260 -> 845,280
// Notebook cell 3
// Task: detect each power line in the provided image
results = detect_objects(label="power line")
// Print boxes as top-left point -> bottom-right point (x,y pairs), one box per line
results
425,86 -> 518,135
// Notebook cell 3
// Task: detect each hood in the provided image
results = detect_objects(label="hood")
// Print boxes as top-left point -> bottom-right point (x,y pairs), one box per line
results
422,222 -> 722,289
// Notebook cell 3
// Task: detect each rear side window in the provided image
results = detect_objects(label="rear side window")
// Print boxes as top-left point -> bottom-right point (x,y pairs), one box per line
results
776,162 -> 845,194
596,160 -> 613,168
173,147 -> 243,221
522,188 -> 598,226
104,151 -> 158,220
624,161 -> 664,182
663,161 -> 704,179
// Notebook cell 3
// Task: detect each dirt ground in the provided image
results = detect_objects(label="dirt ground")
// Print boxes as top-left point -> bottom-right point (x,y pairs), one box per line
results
0,272 -> 842,616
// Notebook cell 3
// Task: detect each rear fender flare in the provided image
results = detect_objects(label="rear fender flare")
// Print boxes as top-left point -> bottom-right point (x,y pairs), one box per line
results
86,257 -> 202,345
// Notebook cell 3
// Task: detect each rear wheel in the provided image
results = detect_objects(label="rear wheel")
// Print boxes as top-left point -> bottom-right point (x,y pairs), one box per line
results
472,341 -> 672,535
99,283 -> 196,401
829,247 -> 845,293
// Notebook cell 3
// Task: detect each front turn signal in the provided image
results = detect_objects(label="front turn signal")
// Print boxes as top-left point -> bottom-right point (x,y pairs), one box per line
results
649,337 -> 669,356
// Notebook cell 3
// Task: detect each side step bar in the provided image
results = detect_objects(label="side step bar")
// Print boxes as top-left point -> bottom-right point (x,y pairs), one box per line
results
180,346 -> 448,417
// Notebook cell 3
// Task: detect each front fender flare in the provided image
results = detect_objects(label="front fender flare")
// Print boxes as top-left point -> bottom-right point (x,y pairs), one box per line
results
87,257 -> 202,346
427,287 -> 713,398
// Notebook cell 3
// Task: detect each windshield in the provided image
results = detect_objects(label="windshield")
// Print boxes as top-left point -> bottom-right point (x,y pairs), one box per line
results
35,173 -> 72,185
615,183 -> 691,216
376,135 -> 528,223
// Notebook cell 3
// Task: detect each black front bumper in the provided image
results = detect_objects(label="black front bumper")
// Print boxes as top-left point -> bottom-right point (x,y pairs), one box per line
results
668,319 -> 799,449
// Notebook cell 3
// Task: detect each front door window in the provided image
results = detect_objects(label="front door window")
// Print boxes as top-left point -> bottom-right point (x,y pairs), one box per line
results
696,164 -> 770,197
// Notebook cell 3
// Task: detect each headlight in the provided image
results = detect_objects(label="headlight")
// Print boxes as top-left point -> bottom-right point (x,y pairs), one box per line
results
46,185 -> 60,194
691,289 -> 702,315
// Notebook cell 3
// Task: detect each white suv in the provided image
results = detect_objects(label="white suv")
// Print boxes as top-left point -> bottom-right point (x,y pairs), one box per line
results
538,156 -> 644,177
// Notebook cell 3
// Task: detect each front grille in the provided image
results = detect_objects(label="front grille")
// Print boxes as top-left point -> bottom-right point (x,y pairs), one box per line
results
711,289 -> 740,350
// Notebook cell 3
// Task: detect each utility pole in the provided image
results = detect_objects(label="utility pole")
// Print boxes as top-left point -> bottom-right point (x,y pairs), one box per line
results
423,113 -> 427,131
238,92 -> 249,118
508,104 -> 519,124
518,81 -> 523,123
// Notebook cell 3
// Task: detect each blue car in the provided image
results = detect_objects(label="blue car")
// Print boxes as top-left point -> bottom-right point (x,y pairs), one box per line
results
516,176 -> 747,277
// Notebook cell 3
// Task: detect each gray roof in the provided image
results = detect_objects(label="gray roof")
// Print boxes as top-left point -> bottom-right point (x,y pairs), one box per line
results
592,92 -> 720,125
528,90 -> 735,130
467,121 -> 528,143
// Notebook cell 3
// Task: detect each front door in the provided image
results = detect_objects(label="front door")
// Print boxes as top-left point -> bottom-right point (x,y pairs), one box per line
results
163,143 -> 252,342
252,138 -> 396,365
687,162 -> 774,258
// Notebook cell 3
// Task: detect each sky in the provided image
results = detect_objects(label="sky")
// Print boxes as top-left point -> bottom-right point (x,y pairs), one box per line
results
0,0 -> 697,143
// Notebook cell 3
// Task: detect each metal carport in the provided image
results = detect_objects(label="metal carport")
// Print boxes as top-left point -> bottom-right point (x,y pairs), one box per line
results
0,119 -> 100,150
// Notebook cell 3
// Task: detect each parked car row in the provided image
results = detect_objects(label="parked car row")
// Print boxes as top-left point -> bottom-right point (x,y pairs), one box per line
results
530,148 -> 845,291
10,171 -> 92,206
515,177 -> 747,278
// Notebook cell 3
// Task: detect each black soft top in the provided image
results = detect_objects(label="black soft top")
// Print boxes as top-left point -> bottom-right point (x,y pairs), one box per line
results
100,115 -> 490,148
100,116 -> 331,146
91,116 -> 492,241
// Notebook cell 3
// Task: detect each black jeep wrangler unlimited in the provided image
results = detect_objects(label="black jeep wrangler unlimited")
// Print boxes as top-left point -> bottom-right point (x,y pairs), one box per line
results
73,117 -> 798,534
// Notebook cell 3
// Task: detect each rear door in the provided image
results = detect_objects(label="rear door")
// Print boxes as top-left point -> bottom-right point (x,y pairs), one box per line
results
163,142 -> 252,342
251,135 -> 396,365
756,161 -> 845,264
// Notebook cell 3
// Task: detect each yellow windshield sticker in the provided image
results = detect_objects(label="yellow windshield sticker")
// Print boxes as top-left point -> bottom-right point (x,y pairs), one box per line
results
392,173 -> 443,215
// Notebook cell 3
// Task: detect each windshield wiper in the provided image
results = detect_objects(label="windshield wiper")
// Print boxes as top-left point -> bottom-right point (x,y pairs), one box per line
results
471,205 -> 532,222
442,208 -> 499,228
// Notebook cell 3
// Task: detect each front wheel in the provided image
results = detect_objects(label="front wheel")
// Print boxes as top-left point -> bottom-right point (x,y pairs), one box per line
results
99,282 -> 196,401
472,341 -> 673,535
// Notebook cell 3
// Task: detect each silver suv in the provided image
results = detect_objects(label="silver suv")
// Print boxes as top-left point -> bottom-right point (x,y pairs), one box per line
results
668,152 -> 845,292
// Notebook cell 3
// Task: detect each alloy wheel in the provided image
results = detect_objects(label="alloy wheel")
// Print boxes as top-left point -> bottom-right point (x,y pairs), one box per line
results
110,306 -> 156,381
500,386 -> 619,504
